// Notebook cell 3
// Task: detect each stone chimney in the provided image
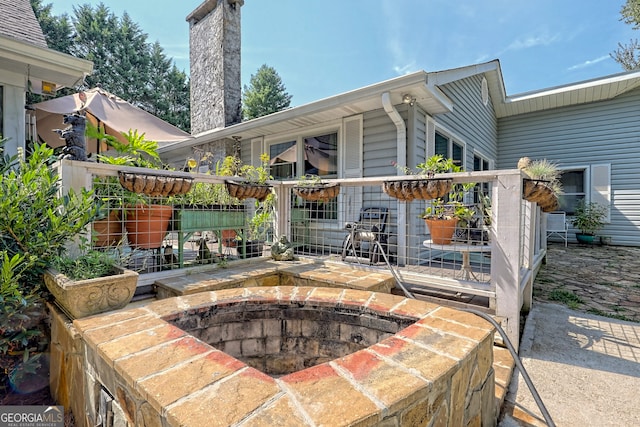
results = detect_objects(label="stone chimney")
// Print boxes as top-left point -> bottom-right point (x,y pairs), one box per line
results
187,0 -> 243,136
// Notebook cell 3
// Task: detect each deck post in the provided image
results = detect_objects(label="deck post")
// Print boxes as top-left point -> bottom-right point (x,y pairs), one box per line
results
491,171 -> 523,350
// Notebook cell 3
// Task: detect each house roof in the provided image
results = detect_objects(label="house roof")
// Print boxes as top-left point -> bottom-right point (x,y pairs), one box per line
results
159,59 -> 640,156
0,0 -> 93,91
0,0 -> 47,48
0,34 -> 93,89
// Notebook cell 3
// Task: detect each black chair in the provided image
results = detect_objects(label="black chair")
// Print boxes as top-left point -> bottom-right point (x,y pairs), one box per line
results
341,207 -> 389,265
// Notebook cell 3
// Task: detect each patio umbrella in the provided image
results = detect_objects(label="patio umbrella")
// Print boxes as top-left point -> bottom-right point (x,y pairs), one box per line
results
33,88 -> 192,154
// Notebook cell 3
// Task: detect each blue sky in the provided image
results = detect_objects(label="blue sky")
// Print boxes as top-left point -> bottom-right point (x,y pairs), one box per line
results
50,0 -> 636,106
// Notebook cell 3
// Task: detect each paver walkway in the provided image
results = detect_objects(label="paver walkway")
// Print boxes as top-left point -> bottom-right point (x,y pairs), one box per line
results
500,242 -> 640,426
500,302 -> 640,426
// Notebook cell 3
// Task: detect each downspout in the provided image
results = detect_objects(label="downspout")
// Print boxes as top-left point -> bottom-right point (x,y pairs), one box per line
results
381,92 -> 407,265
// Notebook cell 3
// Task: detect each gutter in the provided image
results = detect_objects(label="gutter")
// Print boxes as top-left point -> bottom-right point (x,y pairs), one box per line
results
381,91 -> 407,264
381,92 -> 406,173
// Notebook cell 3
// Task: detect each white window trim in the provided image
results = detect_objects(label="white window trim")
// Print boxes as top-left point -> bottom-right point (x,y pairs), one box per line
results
432,123 -> 469,170
473,149 -> 493,170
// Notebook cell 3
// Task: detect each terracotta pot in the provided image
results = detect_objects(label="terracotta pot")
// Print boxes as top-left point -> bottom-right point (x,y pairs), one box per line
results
221,229 -> 238,247
92,210 -> 123,247
425,218 -> 458,245
125,204 -> 173,249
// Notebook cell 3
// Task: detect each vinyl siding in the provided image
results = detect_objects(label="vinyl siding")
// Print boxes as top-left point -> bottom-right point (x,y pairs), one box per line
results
434,75 -> 499,168
497,87 -> 640,246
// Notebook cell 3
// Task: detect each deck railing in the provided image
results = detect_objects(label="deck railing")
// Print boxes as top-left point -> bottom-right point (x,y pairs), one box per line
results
57,159 -> 548,349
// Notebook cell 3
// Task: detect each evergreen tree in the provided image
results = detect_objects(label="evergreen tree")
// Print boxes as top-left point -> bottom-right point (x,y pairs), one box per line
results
612,0 -> 640,70
242,64 -> 292,120
30,0 -> 74,54
31,1 -> 191,132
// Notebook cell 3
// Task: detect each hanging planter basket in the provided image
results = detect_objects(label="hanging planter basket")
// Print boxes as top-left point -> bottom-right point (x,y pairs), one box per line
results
382,178 -> 452,201
522,179 -> 559,212
293,183 -> 340,202
225,180 -> 272,202
118,171 -> 193,197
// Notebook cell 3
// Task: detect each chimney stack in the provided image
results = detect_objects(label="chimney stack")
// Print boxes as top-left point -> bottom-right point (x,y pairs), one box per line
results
187,0 -> 244,136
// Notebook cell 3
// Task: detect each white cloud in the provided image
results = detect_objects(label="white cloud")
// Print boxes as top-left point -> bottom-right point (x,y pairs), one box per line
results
567,55 -> 610,71
505,32 -> 561,52
382,1 -> 419,75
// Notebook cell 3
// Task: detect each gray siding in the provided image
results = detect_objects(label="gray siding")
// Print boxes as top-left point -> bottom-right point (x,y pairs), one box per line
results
435,75 -> 499,168
498,87 -> 640,246
362,107 -> 403,177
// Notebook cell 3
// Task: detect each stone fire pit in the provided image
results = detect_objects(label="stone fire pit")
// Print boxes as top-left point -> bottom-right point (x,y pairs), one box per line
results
67,286 -> 496,426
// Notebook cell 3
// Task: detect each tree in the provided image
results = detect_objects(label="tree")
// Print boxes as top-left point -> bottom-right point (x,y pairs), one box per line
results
242,64 -> 292,120
612,0 -> 640,70
30,0 -> 74,54
31,1 -> 191,132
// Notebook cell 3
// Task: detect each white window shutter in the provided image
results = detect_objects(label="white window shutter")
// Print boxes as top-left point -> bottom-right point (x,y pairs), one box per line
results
251,137 -> 264,167
590,163 -> 611,222
342,115 -> 363,178
340,115 -> 363,223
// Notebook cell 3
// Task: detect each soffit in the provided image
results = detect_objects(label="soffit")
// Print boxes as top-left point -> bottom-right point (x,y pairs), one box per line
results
0,35 -> 93,88
159,71 -> 452,155
494,70 -> 640,118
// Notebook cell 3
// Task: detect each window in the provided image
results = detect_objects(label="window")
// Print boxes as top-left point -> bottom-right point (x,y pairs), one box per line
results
303,133 -> 337,177
435,132 -> 463,168
268,131 -> 339,219
559,169 -> 585,215
473,154 -> 490,203
302,132 -> 337,219
269,141 -> 296,179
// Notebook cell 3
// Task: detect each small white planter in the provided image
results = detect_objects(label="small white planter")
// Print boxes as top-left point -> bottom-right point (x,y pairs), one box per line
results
44,266 -> 138,319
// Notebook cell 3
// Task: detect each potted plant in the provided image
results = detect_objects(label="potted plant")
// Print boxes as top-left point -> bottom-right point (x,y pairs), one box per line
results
421,182 -> 476,245
93,128 -> 177,250
518,157 -> 562,212
293,174 -> 340,202
570,200 -> 607,244
237,190 -> 276,258
170,155 -> 247,265
382,155 -> 456,201
44,246 -> 138,319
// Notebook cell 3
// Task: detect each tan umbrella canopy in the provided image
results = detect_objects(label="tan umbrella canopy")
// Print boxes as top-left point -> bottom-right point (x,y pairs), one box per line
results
33,87 -> 192,153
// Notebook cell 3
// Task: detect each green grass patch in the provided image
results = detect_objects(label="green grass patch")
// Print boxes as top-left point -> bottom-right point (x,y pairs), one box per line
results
548,289 -> 583,309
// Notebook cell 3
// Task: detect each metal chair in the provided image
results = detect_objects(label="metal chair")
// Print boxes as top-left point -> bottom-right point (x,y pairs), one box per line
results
341,207 -> 389,265
546,211 -> 568,247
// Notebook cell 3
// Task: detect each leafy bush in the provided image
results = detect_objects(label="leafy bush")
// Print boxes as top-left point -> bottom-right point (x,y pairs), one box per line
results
0,143 -> 99,291
0,142 -> 98,394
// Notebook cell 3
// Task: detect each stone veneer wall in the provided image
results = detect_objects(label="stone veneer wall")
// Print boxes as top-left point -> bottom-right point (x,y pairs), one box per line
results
51,286 -> 496,426
188,0 -> 243,135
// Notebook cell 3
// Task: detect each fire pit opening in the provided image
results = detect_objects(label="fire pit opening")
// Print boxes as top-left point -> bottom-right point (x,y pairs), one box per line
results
165,301 -> 416,376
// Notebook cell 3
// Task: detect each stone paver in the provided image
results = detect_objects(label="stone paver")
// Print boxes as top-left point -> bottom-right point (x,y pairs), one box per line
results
534,243 -> 640,322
